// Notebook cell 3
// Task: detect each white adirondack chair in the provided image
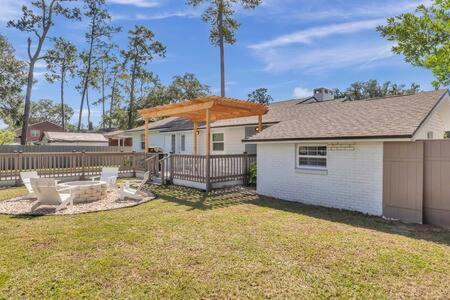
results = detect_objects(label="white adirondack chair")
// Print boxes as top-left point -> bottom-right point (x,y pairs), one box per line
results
30,178 -> 75,212
91,167 -> 119,188
20,171 -> 40,198
119,172 -> 151,200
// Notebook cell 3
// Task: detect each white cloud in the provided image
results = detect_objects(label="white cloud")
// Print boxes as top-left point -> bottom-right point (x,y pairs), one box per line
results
255,42 -> 394,73
112,9 -> 200,21
293,87 -> 312,98
0,0 -> 24,22
108,0 -> 161,8
250,19 -> 384,50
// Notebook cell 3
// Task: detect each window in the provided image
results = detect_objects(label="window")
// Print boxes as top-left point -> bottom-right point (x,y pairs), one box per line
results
140,134 -> 145,150
181,135 -> 186,152
297,145 -> 327,169
31,130 -> 40,137
171,134 -> 176,153
212,133 -> 224,151
427,131 -> 434,139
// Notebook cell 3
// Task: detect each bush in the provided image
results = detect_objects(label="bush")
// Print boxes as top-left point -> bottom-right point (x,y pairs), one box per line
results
0,130 -> 15,145
247,162 -> 257,186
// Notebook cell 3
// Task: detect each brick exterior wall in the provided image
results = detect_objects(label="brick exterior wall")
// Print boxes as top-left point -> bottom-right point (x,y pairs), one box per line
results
257,142 -> 384,216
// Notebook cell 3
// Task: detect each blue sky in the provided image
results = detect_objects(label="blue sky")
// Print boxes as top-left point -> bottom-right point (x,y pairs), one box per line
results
0,0 -> 436,128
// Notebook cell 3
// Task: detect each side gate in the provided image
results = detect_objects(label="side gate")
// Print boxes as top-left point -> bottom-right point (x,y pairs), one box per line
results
383,140 -> 450,228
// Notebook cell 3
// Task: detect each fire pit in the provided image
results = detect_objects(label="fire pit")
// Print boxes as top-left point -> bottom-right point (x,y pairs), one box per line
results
60,181 -> 108,204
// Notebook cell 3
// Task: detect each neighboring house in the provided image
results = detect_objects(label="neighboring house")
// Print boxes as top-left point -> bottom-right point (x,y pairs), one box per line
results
15,121 -> 64,144
244,89 -> 450,216
128,89 -> 450,217
103,130 -> 133,148
41,132 -> 109,146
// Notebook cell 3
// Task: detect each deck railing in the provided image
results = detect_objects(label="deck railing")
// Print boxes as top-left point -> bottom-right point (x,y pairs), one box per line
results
0,151 -> 256,190
164,153 -> 256,187
0,151 -> 157,185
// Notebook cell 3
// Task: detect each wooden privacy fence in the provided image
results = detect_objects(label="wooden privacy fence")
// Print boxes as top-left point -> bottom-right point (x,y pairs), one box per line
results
0,145 -> 133,153
163,153 -> 256,187
384,140 -> 450,228
0,151 -> 157,185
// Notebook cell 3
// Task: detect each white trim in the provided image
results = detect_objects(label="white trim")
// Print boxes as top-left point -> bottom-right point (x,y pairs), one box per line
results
296,144 -> 327,170
212,132 -> 225,153
244,138 -> 412,144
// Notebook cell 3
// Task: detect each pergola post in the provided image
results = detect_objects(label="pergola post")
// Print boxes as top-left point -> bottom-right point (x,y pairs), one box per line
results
205,109 -> 211,193
144,119 -> 149,153
258,114 -> 263,133
193,121 -> 198,156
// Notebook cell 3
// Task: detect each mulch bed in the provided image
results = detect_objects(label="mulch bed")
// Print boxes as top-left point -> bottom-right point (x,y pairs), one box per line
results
0,189 -> 155,216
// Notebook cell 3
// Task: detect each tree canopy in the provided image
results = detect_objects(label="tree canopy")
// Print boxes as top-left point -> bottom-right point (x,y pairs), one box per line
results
247,88 -> 273,104
377,0 -> 450,88
0,34 -> 27,128
30,99 -> 74,125
334,80 -> 421,100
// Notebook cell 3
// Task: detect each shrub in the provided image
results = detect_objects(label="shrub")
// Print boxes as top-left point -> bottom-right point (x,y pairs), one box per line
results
247,162 -> 257,186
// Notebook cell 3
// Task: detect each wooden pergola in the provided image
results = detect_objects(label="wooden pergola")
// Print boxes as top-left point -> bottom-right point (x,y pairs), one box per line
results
139,96 -> 268,192
138,96 -> 268,156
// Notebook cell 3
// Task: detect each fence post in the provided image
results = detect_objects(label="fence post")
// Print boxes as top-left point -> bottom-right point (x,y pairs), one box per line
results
242,152 -> 248,186
132,151 -> 136,178
81,151 -> 86,180
169,153 -> 174,183
15,151 -> 23,186
161,157 -> 166,185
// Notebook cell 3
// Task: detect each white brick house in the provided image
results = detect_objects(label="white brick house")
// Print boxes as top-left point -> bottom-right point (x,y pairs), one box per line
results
126,89 -> 450,216
246,89 -> 450,216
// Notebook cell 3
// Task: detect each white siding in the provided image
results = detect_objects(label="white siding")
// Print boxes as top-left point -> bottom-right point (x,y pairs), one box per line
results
414,93 -> 450,140
257,142 -> 383,215
129,126 -> 249,154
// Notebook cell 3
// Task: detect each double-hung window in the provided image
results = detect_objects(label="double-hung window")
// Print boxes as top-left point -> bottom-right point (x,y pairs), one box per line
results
31,130 -> 40,138
180,134 -> 186,152
212,133 -> 224,151
140,134 -> 145,150
171,134 -> 176,153
297,145 -> 327,169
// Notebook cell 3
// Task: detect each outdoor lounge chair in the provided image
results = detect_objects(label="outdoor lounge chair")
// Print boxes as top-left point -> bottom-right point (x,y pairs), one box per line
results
30,178 -> 75,212
119,171 -> 151,201
20,171 -> 40,198
91,167 -> 119,188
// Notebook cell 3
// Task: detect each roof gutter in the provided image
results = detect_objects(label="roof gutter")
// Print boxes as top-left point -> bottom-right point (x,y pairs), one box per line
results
242,135 -> 413,144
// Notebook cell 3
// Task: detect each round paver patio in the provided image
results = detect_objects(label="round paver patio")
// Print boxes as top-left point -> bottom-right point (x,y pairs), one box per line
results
0,189 -> 155,216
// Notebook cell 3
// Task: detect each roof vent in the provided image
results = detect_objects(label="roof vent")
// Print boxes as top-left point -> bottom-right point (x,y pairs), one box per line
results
313,87 -> 334,101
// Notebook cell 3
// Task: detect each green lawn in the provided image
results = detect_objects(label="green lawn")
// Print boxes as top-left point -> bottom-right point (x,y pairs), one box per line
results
0,184 -> 449,298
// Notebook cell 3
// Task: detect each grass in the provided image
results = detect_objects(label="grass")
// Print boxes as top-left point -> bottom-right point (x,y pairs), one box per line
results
0,183 -> 449,298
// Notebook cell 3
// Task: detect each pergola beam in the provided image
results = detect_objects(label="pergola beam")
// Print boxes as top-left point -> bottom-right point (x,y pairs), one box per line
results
140,102 -> 214,119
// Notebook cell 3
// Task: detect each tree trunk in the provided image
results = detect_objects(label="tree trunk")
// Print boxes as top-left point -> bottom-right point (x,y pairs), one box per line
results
101,68 -> 105,128
86,88 -> 92,130
218,0 -> 225,98
60,68 -> 65,131
77,17 -> 96,132
128,58 -> 137,130
109,77 -> 116,129
20,62 -> 35,145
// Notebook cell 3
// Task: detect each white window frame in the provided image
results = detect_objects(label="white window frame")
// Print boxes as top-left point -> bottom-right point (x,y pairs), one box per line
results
171,134 -> 176,153
140,134 -> 145,150
31,129 -> 40,137
180,134 -> 186,152
212,132 -> 225,152
296,145 -> 327,170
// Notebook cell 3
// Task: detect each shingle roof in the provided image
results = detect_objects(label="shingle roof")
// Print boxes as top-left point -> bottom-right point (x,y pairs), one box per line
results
44,132 -> 108,143
247,90 -> 449,141
126,90 -> 449,140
